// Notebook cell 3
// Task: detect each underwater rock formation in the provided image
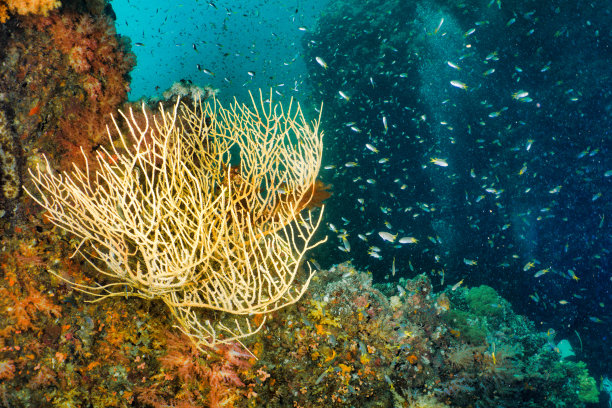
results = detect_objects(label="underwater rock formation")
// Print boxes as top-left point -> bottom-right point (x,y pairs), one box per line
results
0,103 -> 22,216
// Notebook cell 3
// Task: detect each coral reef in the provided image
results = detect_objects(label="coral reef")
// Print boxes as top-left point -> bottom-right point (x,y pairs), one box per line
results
0,227 -> 256,407
0,232 -> 598,407
246,262 -> 598,407
0,1 -> 602,407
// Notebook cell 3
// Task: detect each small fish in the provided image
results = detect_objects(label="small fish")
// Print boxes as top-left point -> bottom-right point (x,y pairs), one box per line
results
338,90 -> 350,101
341,237 -> 351,252
567,270 -> 580,281
430,158 -> 448,167
452,279 -> 464,291
447,61 -> 461,70
368,250 -> 382,259
523,261 -> 535,271
512,90 -> 529,100
202,68 -> 215,76
391,257 -> 396,277
315,56 -> 328,69
463,258 -> 477,266
378,231 -> 397,242
559,300 -> 569,305
399,237 -> 418,244
482,68 -> 495,76
450,80 -> 468,90
382,116 -> 388,133
577,149 -> 589,159
344,161 -> 358,167
486,51 -> 499,61
533,269 -> 550,278
309,258 -> 321,271
135,42 -> 145,46
433,17 -> 444,34
365,143 -> 378,153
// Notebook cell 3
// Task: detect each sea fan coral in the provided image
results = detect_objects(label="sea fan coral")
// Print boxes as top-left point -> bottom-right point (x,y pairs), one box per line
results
27,91 -> 326,348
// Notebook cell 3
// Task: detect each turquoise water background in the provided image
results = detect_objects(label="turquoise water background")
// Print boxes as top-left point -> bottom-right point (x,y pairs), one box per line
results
112,0 -> 327,104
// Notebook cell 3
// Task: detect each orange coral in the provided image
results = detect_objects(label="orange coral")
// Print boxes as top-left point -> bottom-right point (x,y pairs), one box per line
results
24,285 -> 62,319
2,0 -> 60,21
0,250 -> 61,334
34,10 -> 135,170
0,4 -> 9,23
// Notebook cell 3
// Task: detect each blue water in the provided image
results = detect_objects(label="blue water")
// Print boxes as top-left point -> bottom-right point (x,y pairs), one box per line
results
113,0 -> 611,403
113,0 -> 327,105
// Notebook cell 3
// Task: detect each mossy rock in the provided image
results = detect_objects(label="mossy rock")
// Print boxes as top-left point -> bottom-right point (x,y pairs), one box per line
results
441,309 -> 486,344
466,285 -> 503,317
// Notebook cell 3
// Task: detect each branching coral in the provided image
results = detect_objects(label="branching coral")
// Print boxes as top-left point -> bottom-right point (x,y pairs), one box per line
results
26,90 -> 326,348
